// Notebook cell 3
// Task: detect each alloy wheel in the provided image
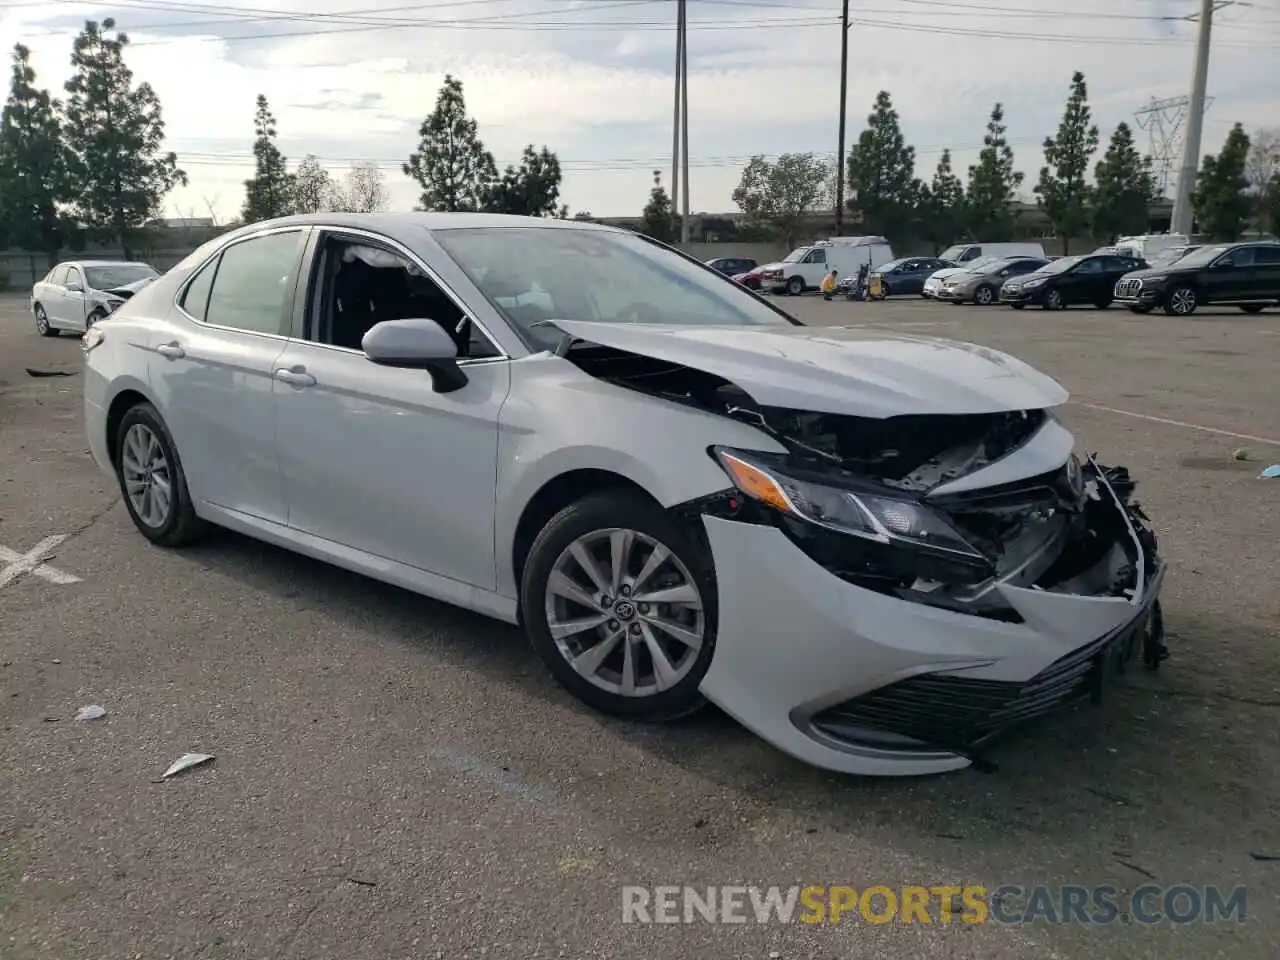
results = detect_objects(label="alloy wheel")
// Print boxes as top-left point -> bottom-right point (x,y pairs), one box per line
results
543,527 -> 705,698
120,423 -> 173,528
975,286 -> 994,305
34,307 -> 50,334
1169,287 -> 1197,316
1046,290 -> 1063,310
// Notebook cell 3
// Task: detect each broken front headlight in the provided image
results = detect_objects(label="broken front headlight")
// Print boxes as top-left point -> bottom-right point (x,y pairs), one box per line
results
712,447 -> 987,564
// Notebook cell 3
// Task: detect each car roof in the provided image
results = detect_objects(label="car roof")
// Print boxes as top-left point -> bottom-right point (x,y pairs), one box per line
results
221,211 -> 624,240
59,259 -> 148,269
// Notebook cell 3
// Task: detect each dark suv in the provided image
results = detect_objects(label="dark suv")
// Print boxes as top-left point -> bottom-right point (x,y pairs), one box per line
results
1113,241 -> 1280,316
998,253 -> 1147,310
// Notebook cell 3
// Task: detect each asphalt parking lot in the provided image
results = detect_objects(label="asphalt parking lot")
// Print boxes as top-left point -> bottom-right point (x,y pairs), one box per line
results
1,291 -> 1278,959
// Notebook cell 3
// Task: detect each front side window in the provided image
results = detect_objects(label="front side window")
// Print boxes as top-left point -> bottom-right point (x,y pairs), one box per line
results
65,267 -> 84,289
804,249 -> 827,264
434,226 -> 795,351
306,235 -> 499,358
203,231 -> 304,335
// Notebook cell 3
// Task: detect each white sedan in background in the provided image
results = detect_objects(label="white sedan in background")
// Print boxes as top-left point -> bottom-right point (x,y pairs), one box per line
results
31,260 -> 160,336
80,212 -> 1168,777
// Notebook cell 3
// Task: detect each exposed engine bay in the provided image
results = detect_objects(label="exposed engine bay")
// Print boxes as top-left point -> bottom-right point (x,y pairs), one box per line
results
566,342 -> 1161,630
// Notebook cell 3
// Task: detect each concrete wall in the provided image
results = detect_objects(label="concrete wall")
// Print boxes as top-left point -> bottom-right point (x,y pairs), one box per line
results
674,241 -> 790,264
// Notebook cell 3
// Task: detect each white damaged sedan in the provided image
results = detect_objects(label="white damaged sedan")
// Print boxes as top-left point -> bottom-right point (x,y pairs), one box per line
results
81,213 -> 1167,776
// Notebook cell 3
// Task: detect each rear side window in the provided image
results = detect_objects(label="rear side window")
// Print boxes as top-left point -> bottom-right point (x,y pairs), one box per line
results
203,230 -> 304,335
1254,245 -> 1280,265
181,256 -> 218,321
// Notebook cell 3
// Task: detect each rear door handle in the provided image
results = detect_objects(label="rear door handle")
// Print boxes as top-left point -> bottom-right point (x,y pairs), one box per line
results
156,342 -> 185,359
274,366 -> 316,387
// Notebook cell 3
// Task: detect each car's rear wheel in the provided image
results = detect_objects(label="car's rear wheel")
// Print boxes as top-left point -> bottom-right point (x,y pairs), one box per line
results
1239,304 -> 1266,314
973,284 -> 996,306
1164,285 -> 1198,316
1128,305 -> 1153,314
520,491 -> 717,721
1010,303 -> 1025,310
114,403 -> 206,547
786,276 -> 805,296
1094,297 -> 1112,310
34,305 -> 57,337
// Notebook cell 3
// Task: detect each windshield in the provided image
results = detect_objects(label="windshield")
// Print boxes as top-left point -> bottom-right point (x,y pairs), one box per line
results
84,263 -> 158,289
1147,247 -> 1194,267
957,256 -> 999,273
1035,255 -> 1083,275
938,245 -> 971,262
1168,245 -> 1229,269
434,227 -> 795,349
876,259 -> 906,272
782,247 -> 810,263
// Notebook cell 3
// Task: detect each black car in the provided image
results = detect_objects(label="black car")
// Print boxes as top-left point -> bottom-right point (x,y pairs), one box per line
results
705,257 -> 757,276
1112,241 -> 1280,316
865,257 -> 953,296
999,253 -> 1147,310
934,256 -> 1049,305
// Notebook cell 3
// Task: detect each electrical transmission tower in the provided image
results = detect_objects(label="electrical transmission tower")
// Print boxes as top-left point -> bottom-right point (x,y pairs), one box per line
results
1134,95 -> 1213,199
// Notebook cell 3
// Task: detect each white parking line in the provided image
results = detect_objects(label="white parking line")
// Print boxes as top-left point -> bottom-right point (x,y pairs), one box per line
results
1069,401 -> 1280,448
0,536 -> 83,589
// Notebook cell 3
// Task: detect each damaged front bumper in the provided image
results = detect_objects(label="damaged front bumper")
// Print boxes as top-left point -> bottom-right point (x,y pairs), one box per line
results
696,458 -> 1166,776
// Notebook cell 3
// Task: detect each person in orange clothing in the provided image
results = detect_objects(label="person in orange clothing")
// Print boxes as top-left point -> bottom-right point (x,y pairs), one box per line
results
821,269 -> 839,300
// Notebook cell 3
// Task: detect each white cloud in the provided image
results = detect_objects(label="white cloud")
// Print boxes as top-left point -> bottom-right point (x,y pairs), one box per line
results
2,0 -> 1277,222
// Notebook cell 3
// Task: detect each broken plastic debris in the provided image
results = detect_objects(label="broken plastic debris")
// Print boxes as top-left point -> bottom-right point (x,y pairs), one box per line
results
1258,465 -> 1280,479
25,367 -> 77,378
162,752 -> 214,779
1231,448 -> 1251,461
74,704 -> 106,721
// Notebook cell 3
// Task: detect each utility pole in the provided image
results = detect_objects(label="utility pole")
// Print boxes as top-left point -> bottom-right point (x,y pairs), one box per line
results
679,0 -> 691,243
1170,0 -> 1231,237
670,0 -> 682,223
834,0 -> 849,236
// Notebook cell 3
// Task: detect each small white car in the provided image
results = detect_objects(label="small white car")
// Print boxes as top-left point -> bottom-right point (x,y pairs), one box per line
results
31,260 -> 160,336
81,213 -> 1168,777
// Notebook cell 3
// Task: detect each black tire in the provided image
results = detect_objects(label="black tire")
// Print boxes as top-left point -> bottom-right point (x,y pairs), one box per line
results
1042,289 -> 1065,311
1010,303 -> 1025,310
1128,305 -> 1153,314
973,284 -> 996,306
85,307 -> 107,328
1164,284 -> 1198,317
786,276 -> 805,296
1239,304 -> 1266,314
34,304 -> 57,337
114,402 -> 207,547
520,491 -> 717,722
1094,298 -> 1112,310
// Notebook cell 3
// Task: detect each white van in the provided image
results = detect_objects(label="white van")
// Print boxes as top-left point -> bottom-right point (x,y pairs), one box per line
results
937,241 -> 1046,265
758,236 -> 895,295
1112,233 -> 1190,262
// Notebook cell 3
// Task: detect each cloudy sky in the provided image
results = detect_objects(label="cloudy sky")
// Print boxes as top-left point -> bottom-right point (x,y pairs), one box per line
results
1,0 -> 1277,222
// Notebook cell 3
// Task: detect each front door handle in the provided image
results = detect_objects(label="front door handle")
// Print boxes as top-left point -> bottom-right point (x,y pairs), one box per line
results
156,342 -> 185,359
274,365 -> 316,387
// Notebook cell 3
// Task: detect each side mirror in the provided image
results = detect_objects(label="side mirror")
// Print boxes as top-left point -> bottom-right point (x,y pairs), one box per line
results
999,269 -> 1010,277
362,317 -> 468,393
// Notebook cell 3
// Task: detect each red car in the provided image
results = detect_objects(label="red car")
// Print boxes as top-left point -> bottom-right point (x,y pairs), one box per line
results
732,266 -> 763,290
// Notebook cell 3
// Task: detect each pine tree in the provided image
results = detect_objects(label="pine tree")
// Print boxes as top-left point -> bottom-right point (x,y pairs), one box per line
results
0,44 -> 72,264
482,145 -> 563,216
844,91 -> 920,240
641,170 -> 675,242
965,103 -> 1024,238
403,75 -> 496,212
1091,122 -> 1156,242
1192,123 -> 1252,241
1034,72 -> 1099,254
242,95 -> 294,221
919,149 -> 965,252
62,19 -> 185,256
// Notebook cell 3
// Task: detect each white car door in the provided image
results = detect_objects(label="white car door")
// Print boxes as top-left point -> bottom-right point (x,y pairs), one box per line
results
39,266 -> 70,327
62,266 -> 90,329
270,229 -> 509,589
147,226 -> 308,525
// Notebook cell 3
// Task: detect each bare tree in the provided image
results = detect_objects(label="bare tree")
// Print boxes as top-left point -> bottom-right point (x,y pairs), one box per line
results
1245,126 -> 1279,194
333,162 -> 388,213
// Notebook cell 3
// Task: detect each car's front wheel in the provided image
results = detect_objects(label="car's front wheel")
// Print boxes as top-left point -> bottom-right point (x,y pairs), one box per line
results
973,284 -> 996,306
1164,284 -> 1198,316
34,305 -> 57,337
85,307 -> 107,328
1042,289 -> 1065,310
114,402 -> 206,547
1239,304 -> 1266,314
520,491 -> 717,721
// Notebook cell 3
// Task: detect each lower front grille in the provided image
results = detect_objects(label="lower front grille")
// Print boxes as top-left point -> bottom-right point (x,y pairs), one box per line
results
810,607 -> 1153,755
1115,278 -> 1142,297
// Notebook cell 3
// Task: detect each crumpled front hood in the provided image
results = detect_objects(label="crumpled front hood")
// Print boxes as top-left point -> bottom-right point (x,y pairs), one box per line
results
102,277 -> 158,298
549,320 -> 1069,418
